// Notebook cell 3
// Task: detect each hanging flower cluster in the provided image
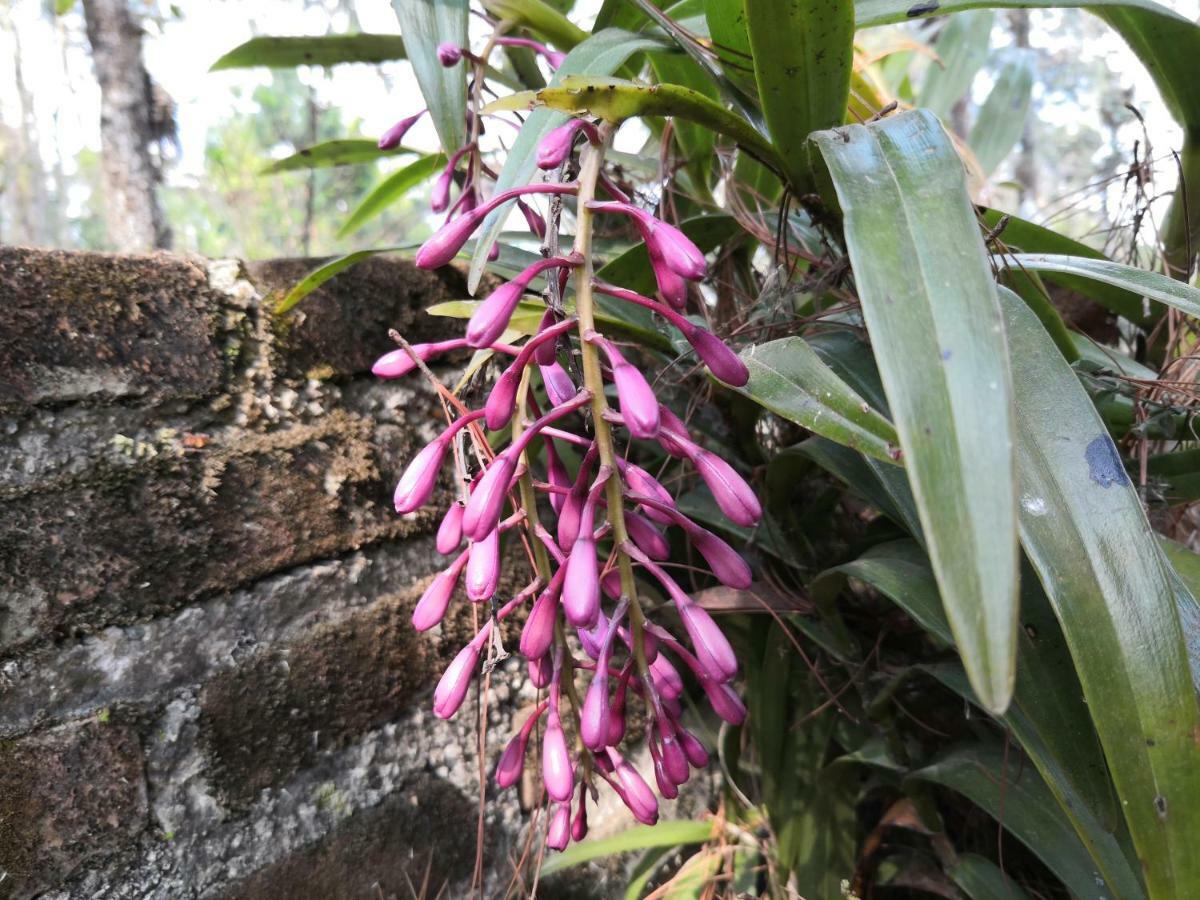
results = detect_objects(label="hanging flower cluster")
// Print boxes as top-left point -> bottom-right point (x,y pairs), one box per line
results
374,31 -> 760,852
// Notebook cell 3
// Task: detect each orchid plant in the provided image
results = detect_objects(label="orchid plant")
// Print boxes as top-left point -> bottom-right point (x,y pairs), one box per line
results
219,0 -> 1200,893
373,44 -> 761,848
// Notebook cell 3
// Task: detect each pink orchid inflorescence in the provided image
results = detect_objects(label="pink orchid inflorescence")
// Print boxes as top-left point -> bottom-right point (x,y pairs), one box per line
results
375,84 -> 757,851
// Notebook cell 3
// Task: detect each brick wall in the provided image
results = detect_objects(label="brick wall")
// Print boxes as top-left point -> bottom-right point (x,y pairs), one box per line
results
0,248 -> 552,899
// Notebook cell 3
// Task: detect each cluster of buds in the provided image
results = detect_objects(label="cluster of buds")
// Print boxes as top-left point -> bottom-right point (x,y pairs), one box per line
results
375,32 -> 760,852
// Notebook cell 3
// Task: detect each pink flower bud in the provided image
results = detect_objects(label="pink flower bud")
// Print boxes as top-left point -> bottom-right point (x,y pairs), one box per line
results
691,526 -> 752,588
431,169 -> 454,213
680,728 -> 709,769
433,627 -> 488,718
601,567 -> 622,600
394,438 -> 448,514
544,439 -> 570,515
571,787 -> 589,841
625,511 -> 669,560
520,567 -> 565,659
557,447 -> 596,548
484,367 -> 519,430
657,405 -> 691,452
689,328 -> 749,386
372,339 -> 467,379
542,712 -> 574,802
540,362 -> 577,408
680,603 -> 737,683
693,448 -> 762,527
495,701 -> 546,789
562,534 -> 600,627
607,671 -> 630,746
592,336 -> 659,439
466,280 -> 527,349
528,652 -> 553,688
412,549 -> 469,631
437,42 -> 462,66
580,669 -> 609,750
462,452 -> 516,540
606,748 -> 658,825
546,803 -> 572,850
651,748 -> 679,799
651,246 -> 689,309
701,677 -> 746,725
650,654 -> 684,699
415,183 -> 578,269
466,528 -> 500,601
378,110 -> 424,150
619,461 -> 675,525
534,310 -> 560,365
644,218 -> 707,281
537,118 -> 585,170
436,502 -> 465,554
660,732 -> 690,785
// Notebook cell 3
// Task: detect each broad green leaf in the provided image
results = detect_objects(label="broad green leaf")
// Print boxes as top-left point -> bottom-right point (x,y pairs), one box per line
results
275,247 -> 406,315
918,11 -> 993,119
537,820 -> 715,876
390,0 -> 468,153
523,76 -> 780,166
1154,538 -> 1200,690
735,337 -> 900,463
910,743 -> 1127,899
337,154 -> 444,237
814,536 -> 1133,886
466,29 -> 662,293
210,33 -> 407,70
999,284 -> 1200,896
744,0 -> 854,190
982,208 -> 1146,323
1006,253 -> 1200,319
811,109 -> 1019,714
796,438 -> 922,539
970,49 -> 1034,174
950,854 -> 1032,900
261,139 -> 412,174
483,0 -> 588,48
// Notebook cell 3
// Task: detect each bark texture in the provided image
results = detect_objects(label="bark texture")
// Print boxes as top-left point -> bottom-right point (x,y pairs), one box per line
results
81,0 -> 171,251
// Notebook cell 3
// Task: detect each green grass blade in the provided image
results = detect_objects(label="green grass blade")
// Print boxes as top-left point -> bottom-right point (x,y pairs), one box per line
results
210,33 -> 407,70
538,820 -> 715,877
337,154 -> 444,238
260,139 -> 412,174
743,0 -> 854,190
811,109 -> 1019,714
390,0 -> 468,153
275,247 -> 407,315
999,284 -> 1200,896
736,337 -> 900,463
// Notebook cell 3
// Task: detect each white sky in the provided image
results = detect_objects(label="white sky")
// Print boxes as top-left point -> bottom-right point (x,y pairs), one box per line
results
1,0 -> 1197,226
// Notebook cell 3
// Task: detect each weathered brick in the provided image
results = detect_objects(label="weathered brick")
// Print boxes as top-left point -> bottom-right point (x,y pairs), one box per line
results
0,248 -> 224,407
0,410 -> 440,655
0,717 -> 147,899
248,256 -> 472,379
216,778 -> 477,900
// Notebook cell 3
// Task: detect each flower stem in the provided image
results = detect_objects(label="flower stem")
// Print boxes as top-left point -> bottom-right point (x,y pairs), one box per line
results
572,124 -> 650,679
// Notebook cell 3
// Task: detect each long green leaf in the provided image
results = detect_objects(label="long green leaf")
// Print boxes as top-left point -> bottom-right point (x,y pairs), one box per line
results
982,209 -> 1146,323
910,742 -> 1128,899
736,338 -> 900,463
390,0 -> 468,153
918,10 -> 993,119
999,284 -> 1200,896
483,0 -> 588,48
702,0 -> 759,98
275,247 -> 405,315
1006,253 -> 1200,318
538,821 -> 714,876
743,0 -> 854,190
210,33 -> 407,70
337,154 -> 444,237
260,139 -> 412,174
969,49 -> 1034,175
466,29 -> 662,294
811,109 -> 1019,713
950,853 -> 1033,900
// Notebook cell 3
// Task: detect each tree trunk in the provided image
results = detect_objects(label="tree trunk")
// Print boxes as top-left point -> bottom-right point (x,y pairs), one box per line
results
81,0 -> 171,251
